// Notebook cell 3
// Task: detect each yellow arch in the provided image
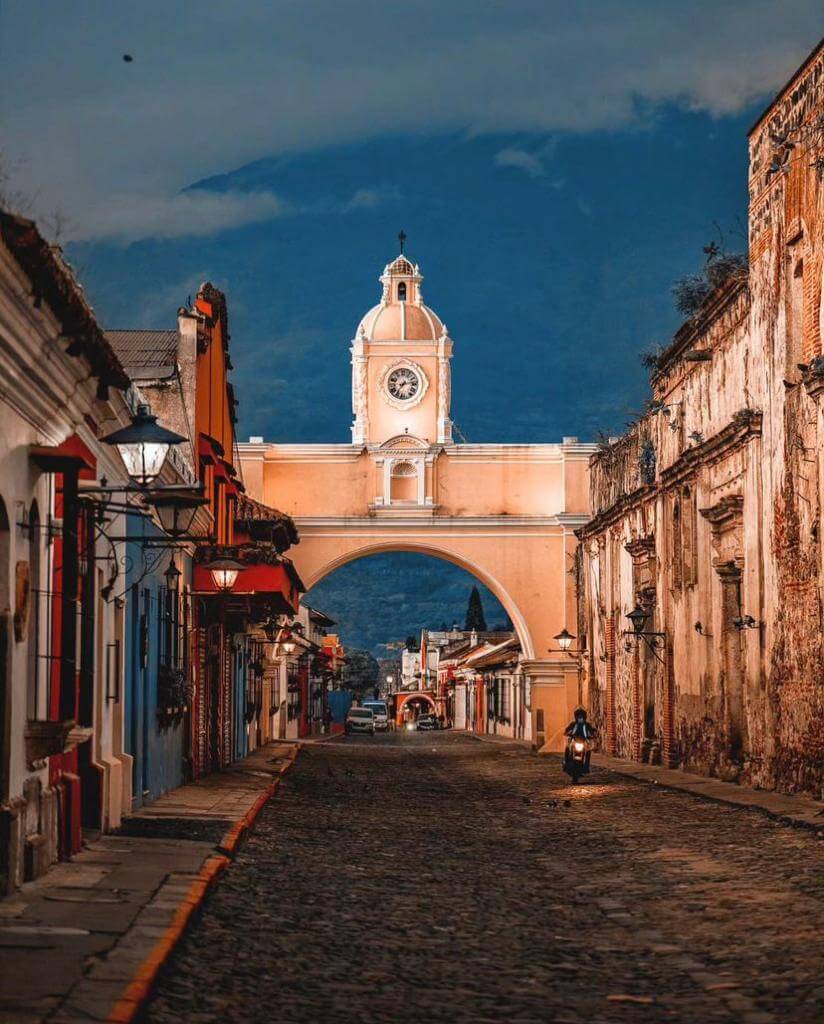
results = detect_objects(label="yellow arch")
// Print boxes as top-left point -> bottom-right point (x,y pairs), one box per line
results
300,539 -> 535,659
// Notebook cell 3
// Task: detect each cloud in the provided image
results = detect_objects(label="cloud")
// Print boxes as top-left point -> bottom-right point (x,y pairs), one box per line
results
70,189 -> 287,243
0,1 -> 819,240
342,187 -> 401,213
494,147 -> 546,177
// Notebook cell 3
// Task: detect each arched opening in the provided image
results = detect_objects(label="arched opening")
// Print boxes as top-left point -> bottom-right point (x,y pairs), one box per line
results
389,460 -> 418,503
303,546 -> 531,659
397,692 -> 436,727
0,497 -> 10,803
397,281 -> 407,302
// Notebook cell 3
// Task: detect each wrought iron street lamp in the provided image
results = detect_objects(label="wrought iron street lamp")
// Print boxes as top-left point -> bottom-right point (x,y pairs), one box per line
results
206,557 -> 243,592
145,487 -> 208,537
101,404 -> 187,487
163,555 -> 181,592
554,628 -> 575,652
623,604 -> 666,661
626,604 -> 650,636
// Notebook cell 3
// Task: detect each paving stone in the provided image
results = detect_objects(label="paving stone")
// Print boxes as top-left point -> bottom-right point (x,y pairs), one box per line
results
140,733 -> 824,1024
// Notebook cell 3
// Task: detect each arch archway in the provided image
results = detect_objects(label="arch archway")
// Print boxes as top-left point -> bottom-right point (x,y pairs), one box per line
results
302,540 -> 535,660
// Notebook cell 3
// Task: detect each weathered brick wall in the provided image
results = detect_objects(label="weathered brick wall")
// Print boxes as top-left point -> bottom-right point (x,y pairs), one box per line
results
747,46 -> 824,795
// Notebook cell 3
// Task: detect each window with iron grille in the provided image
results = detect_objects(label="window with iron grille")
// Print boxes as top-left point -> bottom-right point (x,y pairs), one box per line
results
157,585 -> 189,711
499,677 -> 511,723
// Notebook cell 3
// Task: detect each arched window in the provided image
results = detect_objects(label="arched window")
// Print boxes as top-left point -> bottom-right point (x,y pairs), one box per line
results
390,460 -> 418,503
397,282 -> 407,302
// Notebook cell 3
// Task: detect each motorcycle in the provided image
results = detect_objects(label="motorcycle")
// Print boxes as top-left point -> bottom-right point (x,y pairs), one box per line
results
564,736 -> 590,784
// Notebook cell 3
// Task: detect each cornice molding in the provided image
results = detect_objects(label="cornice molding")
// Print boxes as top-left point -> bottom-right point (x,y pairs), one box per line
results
578,410 -> 760,539
293,514 -> 569,530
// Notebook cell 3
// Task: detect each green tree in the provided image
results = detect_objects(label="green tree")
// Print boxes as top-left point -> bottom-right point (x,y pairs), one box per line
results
342,648 -> 380,696
464,585 -> 487,632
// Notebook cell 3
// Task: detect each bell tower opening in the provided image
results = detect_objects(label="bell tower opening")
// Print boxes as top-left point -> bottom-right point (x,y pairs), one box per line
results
350,248 -> 454,447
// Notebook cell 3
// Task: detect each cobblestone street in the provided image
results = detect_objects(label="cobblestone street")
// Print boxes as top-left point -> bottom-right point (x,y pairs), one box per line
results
143,734 -> 823,1024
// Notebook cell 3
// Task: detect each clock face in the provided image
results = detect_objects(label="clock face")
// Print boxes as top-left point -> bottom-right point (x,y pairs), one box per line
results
387,366 -> 420,401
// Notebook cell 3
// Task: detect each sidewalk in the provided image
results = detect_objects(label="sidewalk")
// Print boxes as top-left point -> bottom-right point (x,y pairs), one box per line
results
590,753 -> 823,832
0,742 -> 300,1024
466,731 -> 823,832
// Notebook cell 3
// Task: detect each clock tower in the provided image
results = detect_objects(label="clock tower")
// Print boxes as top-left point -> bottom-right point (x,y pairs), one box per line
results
351,251 -> 453,448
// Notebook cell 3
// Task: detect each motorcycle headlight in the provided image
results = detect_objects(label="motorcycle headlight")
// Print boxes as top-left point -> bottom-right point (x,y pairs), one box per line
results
573,741 -> 585,752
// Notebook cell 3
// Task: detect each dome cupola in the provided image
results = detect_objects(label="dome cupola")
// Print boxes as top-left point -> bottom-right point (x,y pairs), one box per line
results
356,249 -> 446,343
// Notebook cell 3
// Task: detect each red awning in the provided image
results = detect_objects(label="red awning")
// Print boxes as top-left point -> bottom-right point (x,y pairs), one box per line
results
193,560 -> 300,612
30,439 -> 96,473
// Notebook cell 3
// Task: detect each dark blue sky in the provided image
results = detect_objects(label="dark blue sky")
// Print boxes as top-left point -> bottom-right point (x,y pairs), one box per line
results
61,108 -> 759,652
68,106 -> 754,445
3,4 -> 819,653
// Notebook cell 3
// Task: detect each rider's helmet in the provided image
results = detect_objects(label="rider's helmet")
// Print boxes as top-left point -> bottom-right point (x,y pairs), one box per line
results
573,706 -> 587,721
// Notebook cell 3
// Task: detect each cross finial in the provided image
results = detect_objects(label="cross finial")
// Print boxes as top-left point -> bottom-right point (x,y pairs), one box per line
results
398,230 -> 406,253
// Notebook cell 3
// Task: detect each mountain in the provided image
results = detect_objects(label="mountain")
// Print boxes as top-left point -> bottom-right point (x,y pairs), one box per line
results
304,553 -> 508,657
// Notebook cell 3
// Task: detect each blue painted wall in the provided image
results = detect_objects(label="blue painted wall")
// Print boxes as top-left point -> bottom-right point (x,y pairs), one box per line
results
123,521 -> 188,808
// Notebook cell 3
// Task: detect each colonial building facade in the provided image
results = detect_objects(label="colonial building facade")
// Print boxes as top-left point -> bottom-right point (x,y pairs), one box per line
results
577,41 -> 824,796
0,217 -> 308,894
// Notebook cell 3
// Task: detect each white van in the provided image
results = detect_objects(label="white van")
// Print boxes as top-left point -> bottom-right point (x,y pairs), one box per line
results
361,700 -> 390,731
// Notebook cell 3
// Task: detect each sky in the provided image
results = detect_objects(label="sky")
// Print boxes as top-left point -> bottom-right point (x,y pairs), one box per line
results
1,2 -> 821,651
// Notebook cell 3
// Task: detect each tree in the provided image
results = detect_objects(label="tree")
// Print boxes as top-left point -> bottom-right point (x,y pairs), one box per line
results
405,634 -> 419,652
341,648 -> 380,696
464,585 -> 487,632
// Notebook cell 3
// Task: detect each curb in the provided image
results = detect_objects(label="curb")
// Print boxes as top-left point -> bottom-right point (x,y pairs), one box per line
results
587,754 -> 823,835
105,743 -> 302,1023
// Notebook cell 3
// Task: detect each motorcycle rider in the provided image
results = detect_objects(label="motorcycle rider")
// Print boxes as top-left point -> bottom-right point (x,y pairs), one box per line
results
563,707 -> 597,774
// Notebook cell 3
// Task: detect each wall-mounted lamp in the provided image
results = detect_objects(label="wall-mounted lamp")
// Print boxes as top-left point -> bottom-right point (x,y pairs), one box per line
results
100,404 -> 187,487
206,557 -> 243,592
732,614 -> 759,631
694,620 -> 712,637
623,604 -> 666,661
549,628 -> 579,658
145,487 -> 208,537
164,555 -> 181,592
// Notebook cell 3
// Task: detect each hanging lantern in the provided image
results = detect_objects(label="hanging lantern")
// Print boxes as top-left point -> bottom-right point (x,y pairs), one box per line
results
101,404 -> 187,487
145,487 -> 208,537
626,604 -> 650,636
163,555 -> 181,592
206,557 -> 243,592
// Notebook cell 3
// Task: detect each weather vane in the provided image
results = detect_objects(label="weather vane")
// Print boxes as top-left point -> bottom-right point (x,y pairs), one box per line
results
398,230 -> 406,253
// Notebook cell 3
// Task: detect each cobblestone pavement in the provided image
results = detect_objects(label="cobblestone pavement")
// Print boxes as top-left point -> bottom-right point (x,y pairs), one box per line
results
142,733 -> 823,1024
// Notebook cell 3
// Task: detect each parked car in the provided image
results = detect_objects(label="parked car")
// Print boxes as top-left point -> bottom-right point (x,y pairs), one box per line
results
361,700 -> 390,731
416,713 -> 438,731
345,707 -> 375,735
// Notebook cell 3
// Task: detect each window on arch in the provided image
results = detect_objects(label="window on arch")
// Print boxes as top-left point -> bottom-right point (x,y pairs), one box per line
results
390,460 -> 418,503
397,282 -> 407,302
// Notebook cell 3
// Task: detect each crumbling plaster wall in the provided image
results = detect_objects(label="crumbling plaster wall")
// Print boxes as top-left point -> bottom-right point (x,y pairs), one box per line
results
579,42 -> 823,795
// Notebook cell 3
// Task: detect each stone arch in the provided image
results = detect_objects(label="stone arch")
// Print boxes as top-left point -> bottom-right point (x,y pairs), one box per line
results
301,539 -> 535,659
